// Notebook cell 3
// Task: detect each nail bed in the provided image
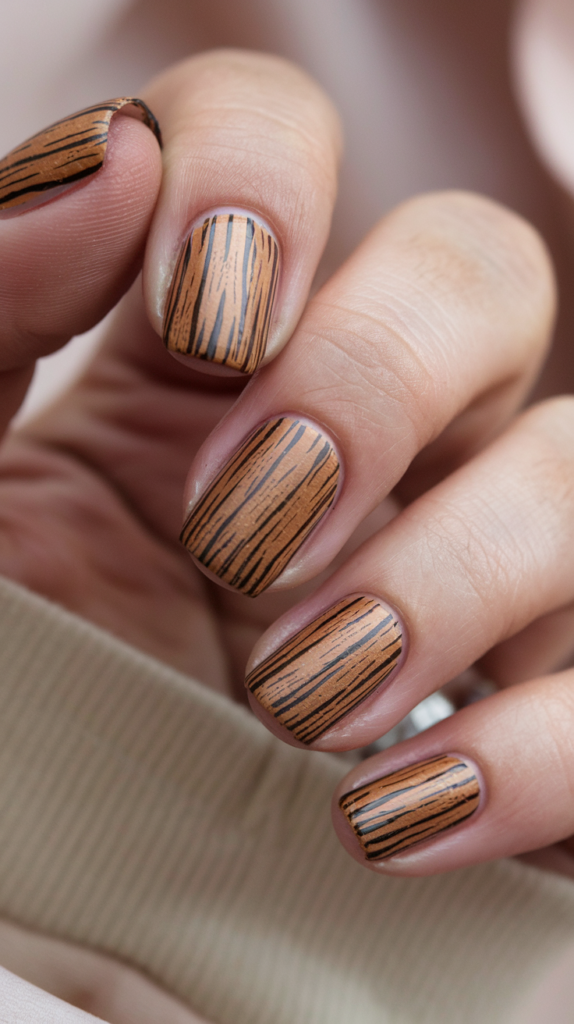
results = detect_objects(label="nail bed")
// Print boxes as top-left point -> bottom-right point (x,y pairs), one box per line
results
340,755 -> 480,860
246,595 -> 403,743
180,415 -> 339,597
163,213 -> 279,373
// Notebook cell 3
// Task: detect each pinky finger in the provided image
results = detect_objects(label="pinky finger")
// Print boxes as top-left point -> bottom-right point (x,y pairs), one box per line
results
333,670 -> 574,875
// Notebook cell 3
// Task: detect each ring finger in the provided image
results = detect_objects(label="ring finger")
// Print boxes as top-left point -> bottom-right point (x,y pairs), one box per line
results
244,397 -> 574,750
142,50 -> 341,375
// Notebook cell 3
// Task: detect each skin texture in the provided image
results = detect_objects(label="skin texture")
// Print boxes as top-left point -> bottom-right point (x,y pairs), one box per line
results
0,50 -> 345,1017
0,52 -> 343,694
0,47 -> 570,869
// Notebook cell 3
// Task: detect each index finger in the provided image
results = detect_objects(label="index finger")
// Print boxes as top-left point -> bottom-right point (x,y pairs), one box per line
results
142,50 -> 342,374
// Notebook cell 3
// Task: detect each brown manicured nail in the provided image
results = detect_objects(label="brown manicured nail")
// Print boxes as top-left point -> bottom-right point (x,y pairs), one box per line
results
246,596 -> 403,743
163,213 -> 280,373
0,97 -> 162,212
340,755 -> 480,861
180,416 -> 340,597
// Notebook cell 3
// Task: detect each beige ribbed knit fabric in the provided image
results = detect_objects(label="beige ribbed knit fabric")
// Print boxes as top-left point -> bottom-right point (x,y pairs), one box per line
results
0,575 -> 572,1023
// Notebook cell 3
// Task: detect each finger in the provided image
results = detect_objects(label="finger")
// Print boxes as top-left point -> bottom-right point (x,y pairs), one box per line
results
244,398 -> 574,749
332,667 -> 574,875
141,50 -> 341,374
0,98 -> 160,212
479,602 -> 574,686
179,190 -> 554,596
0,98 -> 162,432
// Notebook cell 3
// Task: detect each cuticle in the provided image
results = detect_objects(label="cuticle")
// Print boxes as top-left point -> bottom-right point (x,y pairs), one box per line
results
162,210 -> 281,312
350,749 -> 471,792
450,751 -> 487,816
248,589 -> 407,683
183,206 -> 280,251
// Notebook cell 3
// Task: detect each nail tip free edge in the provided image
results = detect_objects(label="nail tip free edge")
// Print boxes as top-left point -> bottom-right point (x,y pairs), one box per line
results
0,97 -> 161,213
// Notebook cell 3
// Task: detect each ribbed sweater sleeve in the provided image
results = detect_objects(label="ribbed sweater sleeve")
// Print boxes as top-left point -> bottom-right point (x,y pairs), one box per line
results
0,576 -> 571,1024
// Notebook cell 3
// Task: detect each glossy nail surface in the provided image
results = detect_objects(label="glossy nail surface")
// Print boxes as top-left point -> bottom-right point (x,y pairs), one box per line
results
246,596 -> 403,743
0,98 -> 161,212
181,416 -> 340,597
163,214 -> 279,373
340,755 -> 480,860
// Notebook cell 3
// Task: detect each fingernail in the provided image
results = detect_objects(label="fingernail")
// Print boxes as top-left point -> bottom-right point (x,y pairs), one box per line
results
180,416 -> 340,597
246,596 -> 403,744
163,213 -> 280,373
340,755 -> 480,860
0,97 -> 162,213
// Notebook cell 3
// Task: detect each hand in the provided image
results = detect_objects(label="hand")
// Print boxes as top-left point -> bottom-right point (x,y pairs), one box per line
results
193,180 -> 567,878
0,45 -> 569,902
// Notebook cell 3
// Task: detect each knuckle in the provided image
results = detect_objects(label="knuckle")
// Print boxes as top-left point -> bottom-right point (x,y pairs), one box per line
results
305,191 -> 557,464
424,499 -> 529,628
530,678 -> 574,803
517,398 -> 574,507
383,190 -> 556,344
297,310 -> 432,454
522,395 -> 574,443
418,401 -> 574,635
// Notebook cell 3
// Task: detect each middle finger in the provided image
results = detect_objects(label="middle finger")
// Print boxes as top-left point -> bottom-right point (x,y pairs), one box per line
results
180,190 -> 554,597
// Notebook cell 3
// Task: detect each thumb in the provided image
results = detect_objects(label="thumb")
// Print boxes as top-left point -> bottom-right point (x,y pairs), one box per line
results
0,98 -> 162,435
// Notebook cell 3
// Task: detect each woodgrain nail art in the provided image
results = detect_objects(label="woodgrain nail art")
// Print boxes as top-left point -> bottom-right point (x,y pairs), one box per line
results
0,98 -> 161,212
163,214 -> 280,373
246,596 -> 403,744
180,417 -> 340,597
340,755 -> 480,861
